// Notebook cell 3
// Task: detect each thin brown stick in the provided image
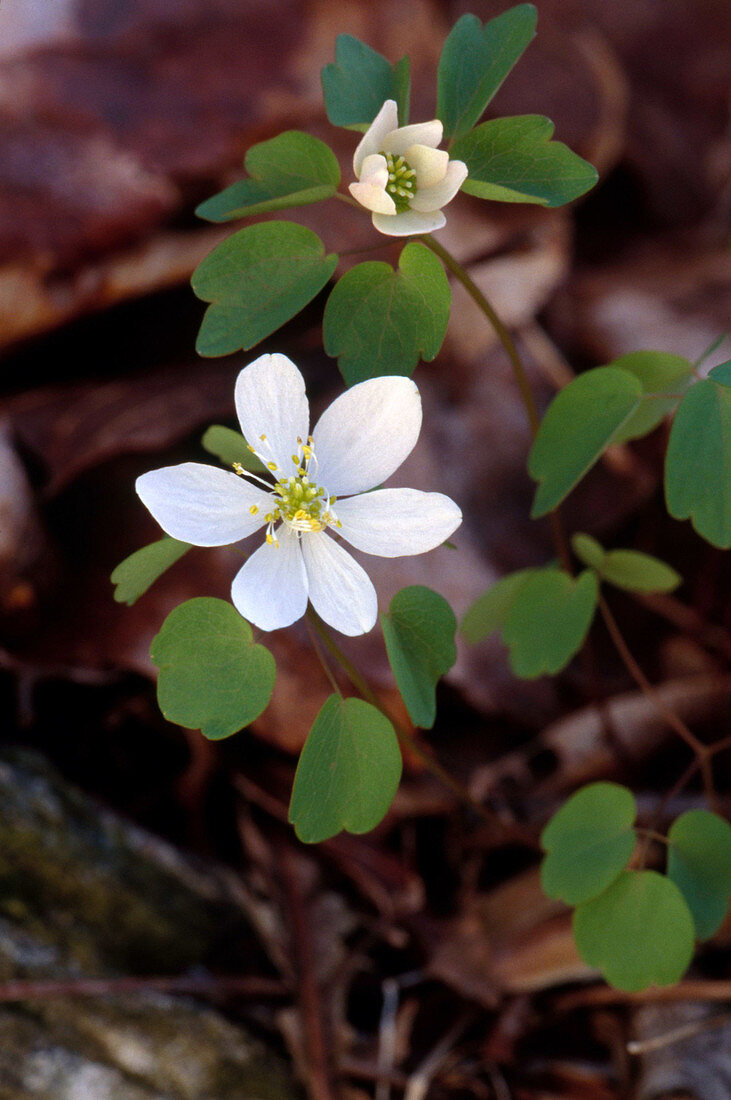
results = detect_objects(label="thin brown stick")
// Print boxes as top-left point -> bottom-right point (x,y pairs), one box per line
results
554,981 -> 731,1012
278,842 -> 339,1100
0,974 -> 288,1004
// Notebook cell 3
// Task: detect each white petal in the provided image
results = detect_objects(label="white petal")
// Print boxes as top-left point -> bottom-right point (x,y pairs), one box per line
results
382,119 -> 443,156
336,489 -> 462,557
234,353 -> 310,477
410,159 -> 468,212
349,180 -> 396,215
136,463 -> 270,546
312,376 -> 422,496
407,144 -> 449,188
301,532 -> 377,636
359,153 -> 388,185
353,99 -> 399,176
231,525 -> 308,631
371,208 -> 446,236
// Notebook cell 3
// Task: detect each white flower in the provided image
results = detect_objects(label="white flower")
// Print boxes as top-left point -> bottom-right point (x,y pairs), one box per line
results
348,99 -> 468,237
136,353 -> 462,636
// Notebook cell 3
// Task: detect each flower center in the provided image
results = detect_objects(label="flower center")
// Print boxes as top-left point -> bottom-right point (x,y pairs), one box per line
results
233,435 -> 340,548
381,151 -> 416,212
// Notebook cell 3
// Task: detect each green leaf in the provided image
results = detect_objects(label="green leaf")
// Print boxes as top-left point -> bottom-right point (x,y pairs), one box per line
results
151,598 -> 275,740
381,586 -> 457,729
529,367 -> 643,518
196,132 -> 340,223
201,425 -> 265,473
571,533 -> 681,594
289,695 -> 402,843
437,7 -> 537,141
192,222 -> 337,357
323,242 -> 450,385
111,537 -> 191,606
709,359 -> 731,387
321,34 -> 410,130
667,810 -> 731,940
453,115 -> 597,207
460,568 -> 542,644
541,783 -> 637,906
665,379 -> 731,548
502,568 -> 599,678
609,351 -> 695,443
573,870 -> 695,991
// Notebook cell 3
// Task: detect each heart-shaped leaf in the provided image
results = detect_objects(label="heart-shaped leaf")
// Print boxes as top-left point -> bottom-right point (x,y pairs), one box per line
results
529,367 -> 643,518
381,586 -> 457,729
573,870 -> 695,991
437,7 -> 537,141
453,115 -> 597,207
572,533 -> 681,594
541,782 -> 637,906
151,598 -> 276,740
192,221 -> 337,357
323,242 -> 450,386
667,810 -> 731,940
460,568 -> 542,644
112,537 -> 191,606
322,35 -> 410,130
608,351 -> 694,443
502,568 -> 599,678
289,696 -> 402,843
196,132 -> 340,222
665,379 -> 731,548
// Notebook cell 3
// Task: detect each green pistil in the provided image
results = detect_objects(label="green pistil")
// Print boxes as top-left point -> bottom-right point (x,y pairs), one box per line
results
381,151 -> 416,213
274,475 -> 330,527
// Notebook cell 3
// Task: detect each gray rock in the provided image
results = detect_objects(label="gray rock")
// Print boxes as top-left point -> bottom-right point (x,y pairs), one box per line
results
0,750 -> 299,1100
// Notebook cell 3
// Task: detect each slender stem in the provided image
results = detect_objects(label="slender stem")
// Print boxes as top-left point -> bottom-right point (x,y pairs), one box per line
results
305,609 -> 536,843
599,595 -> 718,809
305,616 -> 343,697
598,596 -> 705,758
421,233 -> 541,437
421,233 -> 573,572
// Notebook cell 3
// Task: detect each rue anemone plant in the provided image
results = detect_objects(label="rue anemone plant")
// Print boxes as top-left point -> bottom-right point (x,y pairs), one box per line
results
112,6 -> 731,993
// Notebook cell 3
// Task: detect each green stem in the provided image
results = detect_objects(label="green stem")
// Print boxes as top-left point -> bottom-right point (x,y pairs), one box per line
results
421,233 -> 542,437
305,609 -> 537,844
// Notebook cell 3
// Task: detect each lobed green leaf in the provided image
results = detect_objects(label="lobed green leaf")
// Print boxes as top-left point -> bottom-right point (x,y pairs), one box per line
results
151,598 -> 275,740
667,810 -> 731,940
665,379 -> 731,548
196,132 -> 340,222
437,7 -> 537,141
111,537 -> 191,606
609,351 -> 695,443
323,242 -> 450,385
528,367 -> 643,518
453,115 -> 597,207
289,695 -> 402,843
541,782 -> 637,906
192,221 -> 337,357
571,533 -> 681,594
322,34 -> 410,130
502,568 -> 598,678
381,586 -> 457,729
460,568 -> 542,644
573,870 -> 695,991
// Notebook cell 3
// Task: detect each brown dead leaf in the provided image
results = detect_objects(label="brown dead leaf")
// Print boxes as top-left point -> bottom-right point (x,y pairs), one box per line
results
429,868 -> 591,1002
